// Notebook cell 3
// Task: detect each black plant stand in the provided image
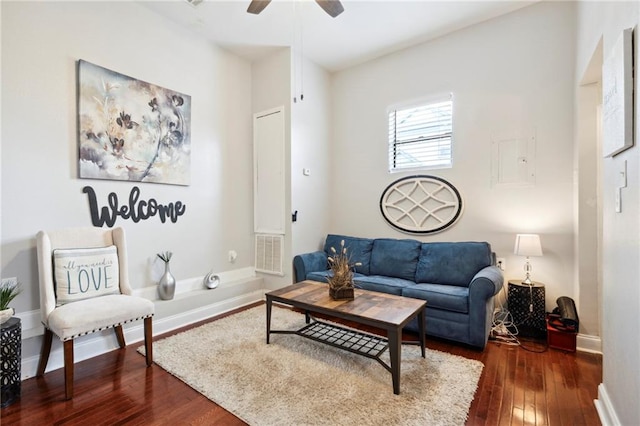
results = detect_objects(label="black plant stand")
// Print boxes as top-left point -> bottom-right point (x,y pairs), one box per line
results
1,317 -> 21,408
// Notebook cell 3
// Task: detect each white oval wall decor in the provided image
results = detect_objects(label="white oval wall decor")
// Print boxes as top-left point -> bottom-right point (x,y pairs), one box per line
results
379,175 -> 463,234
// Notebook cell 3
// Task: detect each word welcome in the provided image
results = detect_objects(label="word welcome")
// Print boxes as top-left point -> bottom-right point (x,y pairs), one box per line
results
83,186 -> 186,227
65,263 -> 115,294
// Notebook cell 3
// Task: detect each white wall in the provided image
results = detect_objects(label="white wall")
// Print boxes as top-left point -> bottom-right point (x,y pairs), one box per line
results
576,2 -> 640,425
330,2 -> 577,313
1,2 -> 254,313
291,57 -> 332,257
575,79 -> 602,340
251,50 -> 332,287
251,49 -> 293,289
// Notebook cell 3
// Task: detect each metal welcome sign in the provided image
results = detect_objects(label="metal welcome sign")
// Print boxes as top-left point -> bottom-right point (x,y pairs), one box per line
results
83,186 -> 186,227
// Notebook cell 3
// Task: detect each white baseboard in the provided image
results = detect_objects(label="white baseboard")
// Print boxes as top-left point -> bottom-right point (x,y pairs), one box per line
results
595,383 -> 621,425
131,266 -> 257,300
577,333 -> 602,354
16,267 -> 259,338
20,282 -> 265,381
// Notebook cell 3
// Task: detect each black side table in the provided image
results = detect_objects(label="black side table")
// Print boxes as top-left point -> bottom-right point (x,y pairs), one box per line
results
1,317 -> 21,408
508,280 -> 546,338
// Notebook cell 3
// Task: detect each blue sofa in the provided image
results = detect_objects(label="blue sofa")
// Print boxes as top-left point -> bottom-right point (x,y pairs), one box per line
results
293,234 -> 503,349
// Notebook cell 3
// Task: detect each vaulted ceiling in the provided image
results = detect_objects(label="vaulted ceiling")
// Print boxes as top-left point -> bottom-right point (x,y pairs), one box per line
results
143,1 -> 536,72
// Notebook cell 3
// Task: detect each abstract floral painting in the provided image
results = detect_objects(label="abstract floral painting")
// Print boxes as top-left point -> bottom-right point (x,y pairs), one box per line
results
77,60 -> 191,185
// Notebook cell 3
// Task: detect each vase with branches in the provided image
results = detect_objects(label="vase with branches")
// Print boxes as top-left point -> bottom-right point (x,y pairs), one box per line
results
327,240 -> 361,300
157,251 -> 176,300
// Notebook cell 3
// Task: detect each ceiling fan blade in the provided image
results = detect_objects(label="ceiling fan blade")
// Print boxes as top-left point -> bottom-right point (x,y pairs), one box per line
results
315,0 -> 344,18
247,0 -> 272,15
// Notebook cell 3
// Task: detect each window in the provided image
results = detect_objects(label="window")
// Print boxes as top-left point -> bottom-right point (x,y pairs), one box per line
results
388,95 -> 453,172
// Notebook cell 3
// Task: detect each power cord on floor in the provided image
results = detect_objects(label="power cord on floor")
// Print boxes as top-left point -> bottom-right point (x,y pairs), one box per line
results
489,286 -> 548,352
518,336 -> 548,353
490,293 -> 520,345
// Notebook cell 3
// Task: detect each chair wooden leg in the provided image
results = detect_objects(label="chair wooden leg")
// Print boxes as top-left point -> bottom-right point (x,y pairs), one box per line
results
63,339 -> 74,400
114,325 -> 126,348
144,317 -> 153,367
36,328 -> 53,376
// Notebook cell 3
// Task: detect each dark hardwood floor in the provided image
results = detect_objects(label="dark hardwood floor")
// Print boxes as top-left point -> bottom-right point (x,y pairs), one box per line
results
2,302 -> 602,425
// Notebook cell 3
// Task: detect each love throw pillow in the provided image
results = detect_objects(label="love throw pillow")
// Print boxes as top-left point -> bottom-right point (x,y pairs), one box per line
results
53,246 -> 120,306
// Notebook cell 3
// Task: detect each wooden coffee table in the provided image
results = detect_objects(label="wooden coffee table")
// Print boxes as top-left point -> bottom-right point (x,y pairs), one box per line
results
265,280 -> 426,395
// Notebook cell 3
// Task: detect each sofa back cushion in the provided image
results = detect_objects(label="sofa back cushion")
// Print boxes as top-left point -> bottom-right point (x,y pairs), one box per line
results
324,234 -> 374,275
415,242 -> 492,286
369,238 -> 421,281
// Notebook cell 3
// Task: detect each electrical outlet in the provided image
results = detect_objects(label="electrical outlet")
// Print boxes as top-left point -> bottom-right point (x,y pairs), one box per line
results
496,258 -> 506,271
228,250 -> 238,263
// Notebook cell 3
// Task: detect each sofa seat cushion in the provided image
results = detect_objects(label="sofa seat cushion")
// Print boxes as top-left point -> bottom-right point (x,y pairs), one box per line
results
306,270 -> 367,284
415,242 -> 492,286
306,270 -> 332,283
402,283 -> 469,314
324,234 -> 374,275
369,238 -> 421,281
354,275 -> 414,296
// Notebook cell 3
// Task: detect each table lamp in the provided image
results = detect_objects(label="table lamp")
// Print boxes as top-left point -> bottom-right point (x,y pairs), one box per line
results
514,234 -> 543,285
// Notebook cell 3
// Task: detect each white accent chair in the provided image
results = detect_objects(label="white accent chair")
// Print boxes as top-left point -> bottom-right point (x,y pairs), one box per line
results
36,226 -> 154,400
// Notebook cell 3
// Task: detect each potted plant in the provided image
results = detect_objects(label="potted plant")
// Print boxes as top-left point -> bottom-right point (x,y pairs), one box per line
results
327,240 -> 361,300
0,280 -> 21,324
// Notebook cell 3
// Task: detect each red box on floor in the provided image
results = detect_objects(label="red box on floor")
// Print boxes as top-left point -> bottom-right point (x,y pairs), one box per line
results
546,319 -> 577,352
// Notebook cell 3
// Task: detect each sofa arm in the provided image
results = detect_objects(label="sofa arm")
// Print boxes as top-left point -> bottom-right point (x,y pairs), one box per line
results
469,265 -> 503,298
467,265 -> 504,348
293,251 -> 328,283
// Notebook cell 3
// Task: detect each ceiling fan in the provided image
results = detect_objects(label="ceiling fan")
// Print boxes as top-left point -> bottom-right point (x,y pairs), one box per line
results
247,0 -> 344,18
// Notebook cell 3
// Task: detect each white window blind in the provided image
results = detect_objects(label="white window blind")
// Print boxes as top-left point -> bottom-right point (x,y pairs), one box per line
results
388,95 -> 453,172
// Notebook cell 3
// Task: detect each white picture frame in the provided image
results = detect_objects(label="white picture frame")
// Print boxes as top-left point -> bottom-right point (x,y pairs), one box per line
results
602,28 -> 634,158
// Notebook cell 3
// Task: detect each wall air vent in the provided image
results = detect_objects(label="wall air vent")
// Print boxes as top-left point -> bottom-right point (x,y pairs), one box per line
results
255,234 -> 284,276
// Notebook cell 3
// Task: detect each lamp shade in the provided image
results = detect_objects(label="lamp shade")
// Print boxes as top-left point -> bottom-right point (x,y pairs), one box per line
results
514,234 -> 543,257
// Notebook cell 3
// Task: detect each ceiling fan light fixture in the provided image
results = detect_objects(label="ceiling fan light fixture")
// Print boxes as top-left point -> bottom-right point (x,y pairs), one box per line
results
247,0 -> 344,18
316,0 -> 344,18
247,0 -> 272,15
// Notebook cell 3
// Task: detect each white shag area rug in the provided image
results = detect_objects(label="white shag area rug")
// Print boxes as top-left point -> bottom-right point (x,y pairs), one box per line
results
139,305 -> 483,426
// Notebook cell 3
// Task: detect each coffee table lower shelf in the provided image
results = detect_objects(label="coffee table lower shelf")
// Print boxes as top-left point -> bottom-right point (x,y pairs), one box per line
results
265,281 -> 427,395
272,319 -> 394,374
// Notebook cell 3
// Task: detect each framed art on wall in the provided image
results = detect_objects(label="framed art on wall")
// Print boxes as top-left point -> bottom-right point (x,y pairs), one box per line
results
77,60 -> 192,185
602,28 -> 634,158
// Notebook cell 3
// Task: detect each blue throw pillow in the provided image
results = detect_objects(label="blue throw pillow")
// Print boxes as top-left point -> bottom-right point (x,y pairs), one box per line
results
369,238 -> 421,281
415,242 -> 492,286
324,234 -> 374,275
